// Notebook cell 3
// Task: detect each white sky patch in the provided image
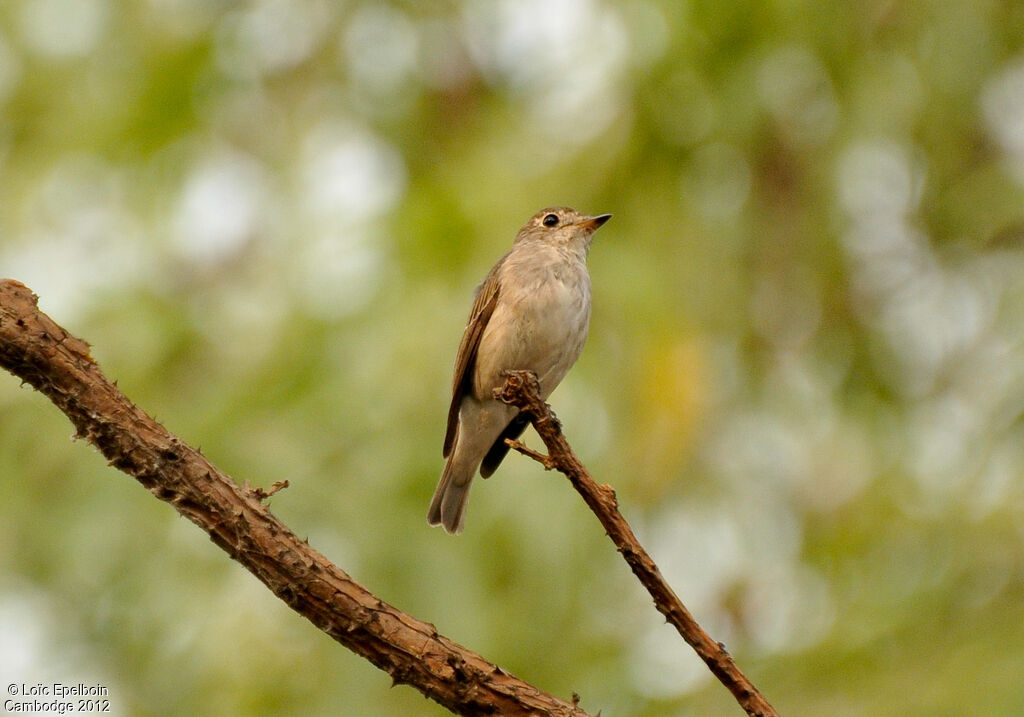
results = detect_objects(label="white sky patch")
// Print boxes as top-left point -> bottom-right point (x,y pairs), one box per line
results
630,620 -> 714,698
173,149 -> 273,264
837,140 -> 923,221
19,0 -> 108,59
1,155 -> 150,321
297,227 -> 384,319
0,585 -> 117,697
742,563 -> 835,654
0,587 -> 53,679
982,57 -> 1024,161
294,122 -> 405,318
837,140 -> 999,397
462,0 -> 629,146
299,121 -> 407,226
215,0 -> 329,79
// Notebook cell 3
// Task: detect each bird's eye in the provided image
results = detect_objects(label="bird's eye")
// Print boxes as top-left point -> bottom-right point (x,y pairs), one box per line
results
542,213 -> 559,227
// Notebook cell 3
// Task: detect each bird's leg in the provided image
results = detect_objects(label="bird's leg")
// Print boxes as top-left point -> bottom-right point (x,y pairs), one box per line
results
494,369 -> 563,432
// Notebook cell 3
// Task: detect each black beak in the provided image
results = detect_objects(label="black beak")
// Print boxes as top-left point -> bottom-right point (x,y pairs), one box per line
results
583,214 -> 612,231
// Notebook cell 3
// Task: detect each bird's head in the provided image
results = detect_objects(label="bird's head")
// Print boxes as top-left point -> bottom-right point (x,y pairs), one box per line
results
515,207 -> 612,250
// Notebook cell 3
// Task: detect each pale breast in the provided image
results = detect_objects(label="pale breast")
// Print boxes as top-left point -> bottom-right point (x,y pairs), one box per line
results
473,245 -> 592,399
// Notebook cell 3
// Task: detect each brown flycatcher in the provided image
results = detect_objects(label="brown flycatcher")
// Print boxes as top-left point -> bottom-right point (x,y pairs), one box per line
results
428,207 -> 611,533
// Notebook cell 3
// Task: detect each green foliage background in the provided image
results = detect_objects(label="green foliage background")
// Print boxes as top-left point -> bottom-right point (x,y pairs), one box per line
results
2,1 -> 1024,715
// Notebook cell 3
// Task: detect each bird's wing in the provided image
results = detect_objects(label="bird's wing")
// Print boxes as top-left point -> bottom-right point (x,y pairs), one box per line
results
443,259 -> 503,457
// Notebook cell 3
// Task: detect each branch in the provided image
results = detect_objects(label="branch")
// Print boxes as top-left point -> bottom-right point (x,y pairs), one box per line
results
0,279 -> 594,717
496,370 -> 779,717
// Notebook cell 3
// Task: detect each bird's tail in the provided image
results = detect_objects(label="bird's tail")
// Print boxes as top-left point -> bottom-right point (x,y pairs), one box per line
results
427,456 -> 473,534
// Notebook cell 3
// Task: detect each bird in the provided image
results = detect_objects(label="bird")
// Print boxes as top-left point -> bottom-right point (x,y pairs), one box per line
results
428,206 -> 611,534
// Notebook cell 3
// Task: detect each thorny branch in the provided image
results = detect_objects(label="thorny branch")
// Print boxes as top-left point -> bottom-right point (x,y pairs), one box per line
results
496,369 -> 780,717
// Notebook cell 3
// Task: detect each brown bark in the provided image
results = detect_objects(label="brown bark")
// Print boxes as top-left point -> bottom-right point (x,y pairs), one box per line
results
496,370 -> 779,717
0,279 -> 592,717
